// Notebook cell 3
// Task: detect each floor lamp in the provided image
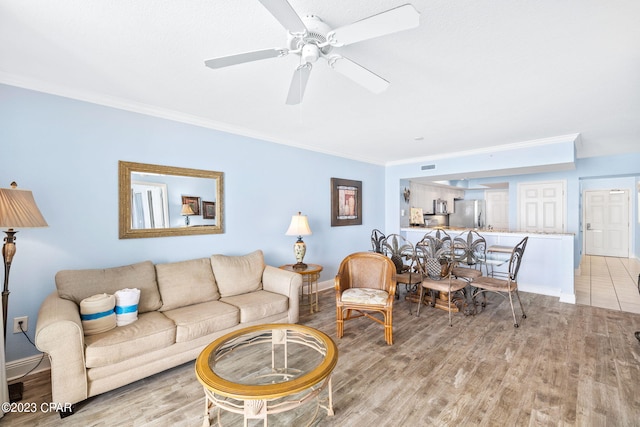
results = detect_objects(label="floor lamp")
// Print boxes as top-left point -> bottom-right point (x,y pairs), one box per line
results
0,182 -> 48,402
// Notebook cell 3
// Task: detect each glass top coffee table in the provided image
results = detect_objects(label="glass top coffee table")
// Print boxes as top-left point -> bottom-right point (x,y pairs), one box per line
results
195,323 -> 338,426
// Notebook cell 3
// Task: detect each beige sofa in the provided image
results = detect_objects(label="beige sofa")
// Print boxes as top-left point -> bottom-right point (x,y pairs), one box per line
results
35,250 -> 301,414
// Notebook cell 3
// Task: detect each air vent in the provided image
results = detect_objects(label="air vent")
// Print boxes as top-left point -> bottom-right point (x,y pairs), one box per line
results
421,164 -> 436,170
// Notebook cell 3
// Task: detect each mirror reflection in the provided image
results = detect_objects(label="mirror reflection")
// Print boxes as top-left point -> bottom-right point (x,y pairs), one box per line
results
119,161 -> 224,238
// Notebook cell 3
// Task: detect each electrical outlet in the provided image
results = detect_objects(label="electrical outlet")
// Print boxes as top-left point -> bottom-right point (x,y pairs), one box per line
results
13,316 -> 28,334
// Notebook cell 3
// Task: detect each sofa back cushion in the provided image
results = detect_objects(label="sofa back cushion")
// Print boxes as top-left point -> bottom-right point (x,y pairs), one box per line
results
55,261 -> 162,313
210,250 -> 265,298
156,258 -> 220,311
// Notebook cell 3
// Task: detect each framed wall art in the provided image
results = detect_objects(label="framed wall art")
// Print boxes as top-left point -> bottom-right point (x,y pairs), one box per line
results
331,178 -> 362,226
202,201 -> 216,220
181,195 -> 201,216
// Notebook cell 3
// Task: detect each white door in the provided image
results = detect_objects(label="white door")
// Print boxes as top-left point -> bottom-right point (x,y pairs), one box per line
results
517,181 -> 565,233
485,189 -> 509,230
584,189 -> 629,257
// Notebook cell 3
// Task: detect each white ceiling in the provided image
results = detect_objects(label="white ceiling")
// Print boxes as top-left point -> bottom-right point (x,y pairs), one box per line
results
2,0 -> 639,165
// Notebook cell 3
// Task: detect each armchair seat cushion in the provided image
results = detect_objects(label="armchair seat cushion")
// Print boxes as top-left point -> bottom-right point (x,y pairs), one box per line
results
341,288 -> 389,305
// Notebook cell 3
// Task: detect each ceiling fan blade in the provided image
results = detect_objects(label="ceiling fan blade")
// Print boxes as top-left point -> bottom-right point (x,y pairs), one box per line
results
258,0 -> 307,34
328,56 -> 389,94
204,48 -> 288,69
286,64 -> 312,105
326,4 -> 420,47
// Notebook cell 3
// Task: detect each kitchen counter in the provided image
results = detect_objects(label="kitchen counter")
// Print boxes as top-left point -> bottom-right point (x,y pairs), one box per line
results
401,227 -> 575,304
401,226 -> 574,236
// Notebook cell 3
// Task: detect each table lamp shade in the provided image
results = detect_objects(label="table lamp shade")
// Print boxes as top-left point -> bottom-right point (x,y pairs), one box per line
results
181,204 -> 195,216
0,184 -> 48,229
285,212 -> 312,237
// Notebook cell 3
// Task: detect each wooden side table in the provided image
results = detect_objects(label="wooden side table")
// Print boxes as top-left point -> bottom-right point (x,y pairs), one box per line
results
279,264 -> 323,314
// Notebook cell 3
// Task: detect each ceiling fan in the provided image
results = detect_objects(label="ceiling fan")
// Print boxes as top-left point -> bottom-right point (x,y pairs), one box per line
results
204,1 -> 420,104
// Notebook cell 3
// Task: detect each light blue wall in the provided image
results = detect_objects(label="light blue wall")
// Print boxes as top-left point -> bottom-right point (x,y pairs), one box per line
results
0,84 -> 385,362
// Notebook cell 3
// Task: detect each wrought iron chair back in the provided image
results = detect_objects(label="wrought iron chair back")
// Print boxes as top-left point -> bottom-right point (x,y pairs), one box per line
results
370,229 -> 386,254
416,230 -> 451,255
415,236 -> 452,281
381,234 -> 415,275
451,230 -> 487,274
507,236 -> 528,281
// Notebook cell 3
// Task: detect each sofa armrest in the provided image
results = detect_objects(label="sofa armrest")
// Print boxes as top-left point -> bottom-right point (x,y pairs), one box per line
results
35,291 -> 88,405
262,265 -> 302,323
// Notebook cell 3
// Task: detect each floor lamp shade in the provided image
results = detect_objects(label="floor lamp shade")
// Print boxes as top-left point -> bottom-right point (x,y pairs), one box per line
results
0,184 -> 48,229
1,183 -> 48,340
285,212 -> 312,269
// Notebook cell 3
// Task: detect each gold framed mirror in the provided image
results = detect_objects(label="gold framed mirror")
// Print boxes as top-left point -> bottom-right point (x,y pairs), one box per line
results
119,161 -> 224,238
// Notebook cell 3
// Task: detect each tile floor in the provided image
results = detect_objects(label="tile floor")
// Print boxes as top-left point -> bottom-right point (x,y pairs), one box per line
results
575,255 -> 640,314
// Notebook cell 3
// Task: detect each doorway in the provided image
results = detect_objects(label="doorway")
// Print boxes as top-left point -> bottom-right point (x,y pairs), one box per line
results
584,189 -> 630,257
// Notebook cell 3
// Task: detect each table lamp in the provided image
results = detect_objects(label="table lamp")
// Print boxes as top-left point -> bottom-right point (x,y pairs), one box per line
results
181,204 -> 195,226
0,182 -> 48,402
285,212 -> 312,270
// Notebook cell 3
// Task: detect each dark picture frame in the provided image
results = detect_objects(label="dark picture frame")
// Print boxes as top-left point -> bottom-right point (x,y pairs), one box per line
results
181,195 -> 201,216
331,178 -> 362,226
202,201 -> 216,220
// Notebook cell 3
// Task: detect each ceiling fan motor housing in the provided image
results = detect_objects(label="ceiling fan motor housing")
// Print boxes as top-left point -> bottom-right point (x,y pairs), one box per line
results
287,15 -> 333,58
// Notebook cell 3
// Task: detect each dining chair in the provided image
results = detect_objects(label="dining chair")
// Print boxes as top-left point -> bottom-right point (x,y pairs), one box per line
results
381,234 -> 422,300
450,230 -> 487,314
414,236 -> 468,326
472,236 -> 528,327
335,252 -> 397,345
417,229 -> 451,250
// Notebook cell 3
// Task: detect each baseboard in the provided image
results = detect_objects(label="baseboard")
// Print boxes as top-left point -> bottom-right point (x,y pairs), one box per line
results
518,283 -> 561,299
6,353 -> 50,382
317,279 -> 333,293
559,292 -> 577,304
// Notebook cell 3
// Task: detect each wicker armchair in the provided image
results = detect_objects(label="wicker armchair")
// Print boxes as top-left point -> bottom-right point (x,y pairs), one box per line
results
335,252 -> 397,345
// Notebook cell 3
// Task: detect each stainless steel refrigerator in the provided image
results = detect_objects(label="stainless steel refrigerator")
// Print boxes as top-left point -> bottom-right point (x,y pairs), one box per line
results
449,199 -> 486,228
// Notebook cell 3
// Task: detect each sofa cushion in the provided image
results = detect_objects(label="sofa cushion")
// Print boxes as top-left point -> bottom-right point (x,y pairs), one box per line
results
55,261 -> 162,313
84,311 -> 175,368
162,300 -> 239,343
210,250 -> 265,298
220,290 -> 289,323
156,258 -> 220,311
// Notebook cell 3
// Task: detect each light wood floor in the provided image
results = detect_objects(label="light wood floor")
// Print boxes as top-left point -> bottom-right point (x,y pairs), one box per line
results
575,255 -> 640,313
5,282 -> 640,426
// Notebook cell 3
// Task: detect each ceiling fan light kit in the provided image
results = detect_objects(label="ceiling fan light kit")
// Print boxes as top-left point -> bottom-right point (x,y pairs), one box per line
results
204,1 -> 420,104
